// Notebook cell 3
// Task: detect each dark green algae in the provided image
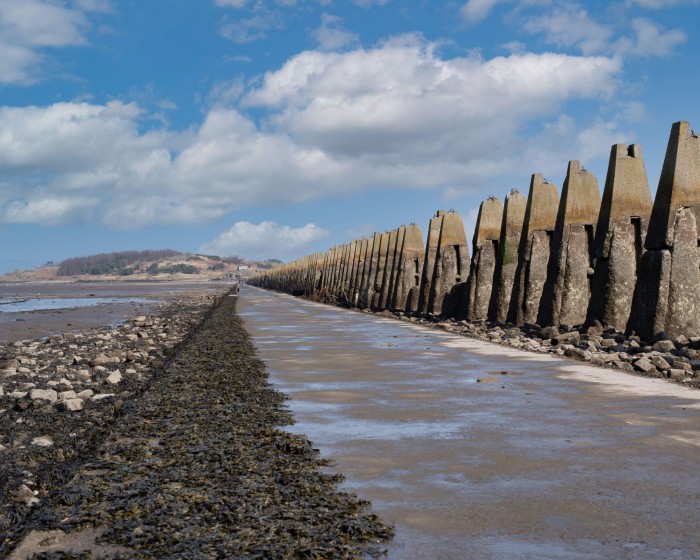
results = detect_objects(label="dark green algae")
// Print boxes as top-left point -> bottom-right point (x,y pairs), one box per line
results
3,292 -> 393,558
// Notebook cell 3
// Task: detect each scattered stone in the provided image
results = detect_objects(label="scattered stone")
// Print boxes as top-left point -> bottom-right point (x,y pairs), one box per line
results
31,436 -> 54,447
29,389 -> 57,403
105,370 -> 122,385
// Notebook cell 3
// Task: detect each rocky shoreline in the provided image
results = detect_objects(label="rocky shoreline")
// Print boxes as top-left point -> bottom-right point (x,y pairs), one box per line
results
0,288 -> 392,557
382,309 -> 700,388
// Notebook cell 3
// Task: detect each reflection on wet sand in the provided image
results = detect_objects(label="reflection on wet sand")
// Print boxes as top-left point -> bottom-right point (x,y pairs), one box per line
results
241,285 -> 700,560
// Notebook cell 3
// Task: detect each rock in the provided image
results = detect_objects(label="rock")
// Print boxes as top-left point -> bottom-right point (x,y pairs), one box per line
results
13,484 -> 39,505
77,389 -> 94,398
564,347 -> 591,361
105,370 -> 123,385
556,331 -> 581,345
653,339 -> 676,352
634,358 -> 657,373
76,369 -> 91,381
91,393 -> 116,402
58,390 -> 77,400
651,356 -> 672,370
29,388 -> 58,403
540,326 -> 559,339
31,436 -> 54,447
57,398 -> 84,412
91,353 -> 111,366
668,369 -> 687,381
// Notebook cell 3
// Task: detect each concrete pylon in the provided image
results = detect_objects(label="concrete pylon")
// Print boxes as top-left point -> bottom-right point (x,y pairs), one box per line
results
427,211 -> 470,317
384,226 -> 405,311
417,211 -> 445,315
349,237 -> 367,305
391,223 -> 424,312
491,189 -> 527,323
508,174 -> 559,325
370,232 -> 390,309
378,229 -> 399,310
587,144 -> 652,331
358,233 -> 380,309
464,197 -> 503,321
629,121 -> 700,338
545,160 -> 601,327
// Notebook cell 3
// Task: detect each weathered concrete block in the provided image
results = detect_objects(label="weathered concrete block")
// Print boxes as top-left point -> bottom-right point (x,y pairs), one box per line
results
546,161 -> 601,327
465,197 -> 503,320
417,211 -> 445,314
371,232 -> 391,309
359,233 -> 381,308
391,224 -> 424,312
428,211 -> 469,317
491,189 -> 526,323
629,122 -> 700,338
378,229 -> 399,310
586,143 -> 652,333
509,174 -> 559,325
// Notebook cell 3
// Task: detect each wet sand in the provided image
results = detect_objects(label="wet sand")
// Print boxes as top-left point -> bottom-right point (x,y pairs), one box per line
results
240,286 -> 700,560
0,281 -> 228,342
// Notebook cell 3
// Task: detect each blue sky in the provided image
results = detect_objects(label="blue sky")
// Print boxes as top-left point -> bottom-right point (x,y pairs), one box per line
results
0,0 -> 698,273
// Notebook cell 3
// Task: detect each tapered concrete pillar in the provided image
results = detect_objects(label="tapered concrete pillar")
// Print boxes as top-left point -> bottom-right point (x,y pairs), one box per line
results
545,161 -> 601,327
391,223 -> 424,312
629,121 -> 700,338
417,211 -> 445,315
427,211 -> 470,317
384,226 -> 405,311
370,232 -> 390,309
491,189 -> 527,323
465,197 -> 503,321
587,144 -> 652,331
509,174 -> 559,325
378,229 -> 399,310
359,233 -> 380,309
348,237 -> 366,306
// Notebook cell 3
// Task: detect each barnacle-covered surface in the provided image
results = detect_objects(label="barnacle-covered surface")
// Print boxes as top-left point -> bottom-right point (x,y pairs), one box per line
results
2,291 -> 392,558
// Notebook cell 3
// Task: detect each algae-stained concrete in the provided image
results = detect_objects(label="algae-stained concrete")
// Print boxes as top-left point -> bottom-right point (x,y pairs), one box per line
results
359,233 -> 381,309
491,189 -> 527,323
546,161 -> 600,327
417,211 -> 445,315
509,174 -> 559,325
465,197 -> 503,321
371,232 -> 390,309
385,226 -> 405,311
349,237 -> 367,305
587,144 -> 652,332
427,211 -> 470,317
629,122 -> 700,338
378,229 -> 399,310
357,233 -> 378,309
391,223 -> 424,313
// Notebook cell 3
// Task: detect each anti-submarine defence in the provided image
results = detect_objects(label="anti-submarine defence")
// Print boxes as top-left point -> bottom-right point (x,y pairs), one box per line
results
251,121 -> 700,345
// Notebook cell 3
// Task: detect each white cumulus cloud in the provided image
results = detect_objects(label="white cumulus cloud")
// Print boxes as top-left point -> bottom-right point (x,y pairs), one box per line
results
0,0 -> 107,84
0,35 -> 624,228
200,221 -> 330,259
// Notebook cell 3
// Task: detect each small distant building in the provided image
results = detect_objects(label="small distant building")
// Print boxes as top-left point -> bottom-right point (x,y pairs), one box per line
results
238,265 -> 250,271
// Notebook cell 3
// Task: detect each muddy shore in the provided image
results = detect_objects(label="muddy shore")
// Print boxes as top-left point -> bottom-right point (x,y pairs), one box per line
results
0,284 -> 392,557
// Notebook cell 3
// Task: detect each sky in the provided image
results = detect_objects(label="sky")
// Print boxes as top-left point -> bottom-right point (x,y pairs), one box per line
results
0,0 -> 698,273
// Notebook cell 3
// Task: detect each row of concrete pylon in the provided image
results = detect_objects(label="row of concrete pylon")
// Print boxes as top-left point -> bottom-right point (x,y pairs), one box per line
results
250,121 -> 700,340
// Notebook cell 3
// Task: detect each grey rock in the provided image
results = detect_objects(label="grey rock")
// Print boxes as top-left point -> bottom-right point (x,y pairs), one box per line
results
57,398 -> 84,412
634,358 -> 657,373
29,388 -> 58,403
31,436 -> 54,447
